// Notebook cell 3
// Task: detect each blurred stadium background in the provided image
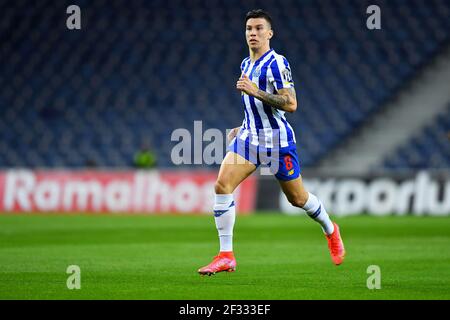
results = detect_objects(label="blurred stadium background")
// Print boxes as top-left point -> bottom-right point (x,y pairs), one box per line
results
1,0 -> 449,215
0,0 -> 449,299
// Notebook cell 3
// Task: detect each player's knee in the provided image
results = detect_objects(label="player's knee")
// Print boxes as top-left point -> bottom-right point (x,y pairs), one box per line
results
214,180 -> 233,194
288,193 -> 308,208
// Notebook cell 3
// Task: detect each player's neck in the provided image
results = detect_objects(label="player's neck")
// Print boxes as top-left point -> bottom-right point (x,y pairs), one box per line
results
249,46 -> 271,62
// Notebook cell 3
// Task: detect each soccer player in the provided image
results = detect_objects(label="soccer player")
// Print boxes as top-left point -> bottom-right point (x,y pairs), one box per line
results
198,9 -> 345,276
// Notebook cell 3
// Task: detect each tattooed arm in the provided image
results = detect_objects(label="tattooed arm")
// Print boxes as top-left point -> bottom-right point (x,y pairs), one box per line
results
253,87 -> 297,113
236,73 -> 297,113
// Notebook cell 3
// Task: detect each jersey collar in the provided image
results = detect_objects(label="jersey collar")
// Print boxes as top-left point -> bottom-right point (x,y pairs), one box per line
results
250,48 -> 273,64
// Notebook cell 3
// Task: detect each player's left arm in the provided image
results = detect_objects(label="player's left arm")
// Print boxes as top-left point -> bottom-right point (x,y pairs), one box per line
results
254,87 -> 297,113
236,74 -> 297,113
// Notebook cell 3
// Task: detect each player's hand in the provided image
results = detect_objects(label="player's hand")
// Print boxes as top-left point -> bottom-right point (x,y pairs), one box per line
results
236,73 -> 258,96
227,127 -> 240,142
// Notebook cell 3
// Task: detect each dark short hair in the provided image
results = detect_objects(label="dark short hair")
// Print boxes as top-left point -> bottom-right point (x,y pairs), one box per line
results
245,9 -> 273,29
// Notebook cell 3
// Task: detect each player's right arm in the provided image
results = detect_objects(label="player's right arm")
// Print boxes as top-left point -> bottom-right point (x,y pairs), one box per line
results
237,74 -> 297,113
228,58 -> 250,142
228,127 -> 240,141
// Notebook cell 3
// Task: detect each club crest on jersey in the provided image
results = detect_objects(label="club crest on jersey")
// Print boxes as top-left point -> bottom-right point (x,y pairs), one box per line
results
252,67 -> 261,78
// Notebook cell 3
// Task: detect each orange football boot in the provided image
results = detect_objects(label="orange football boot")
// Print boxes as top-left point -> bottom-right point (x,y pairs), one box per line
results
198,252 -> 236,276
326,222 -> 346,265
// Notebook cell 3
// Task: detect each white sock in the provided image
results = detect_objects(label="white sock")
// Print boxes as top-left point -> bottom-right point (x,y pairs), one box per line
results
213,194 -> 235,252
302,192 -> 334,235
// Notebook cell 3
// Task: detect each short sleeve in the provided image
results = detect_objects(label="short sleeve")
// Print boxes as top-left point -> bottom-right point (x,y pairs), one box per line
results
240,57 -> 250,73
268,56 -> 294,91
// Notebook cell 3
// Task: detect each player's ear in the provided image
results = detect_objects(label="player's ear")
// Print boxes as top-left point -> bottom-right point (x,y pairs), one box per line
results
268,29 -> 273,40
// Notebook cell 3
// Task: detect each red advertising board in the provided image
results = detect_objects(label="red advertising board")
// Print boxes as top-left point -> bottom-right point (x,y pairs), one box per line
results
0,170 -> 257,214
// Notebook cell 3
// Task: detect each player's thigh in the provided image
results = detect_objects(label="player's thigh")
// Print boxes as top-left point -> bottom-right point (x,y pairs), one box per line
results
278,175 -> 309,207
215,151 -> 257,194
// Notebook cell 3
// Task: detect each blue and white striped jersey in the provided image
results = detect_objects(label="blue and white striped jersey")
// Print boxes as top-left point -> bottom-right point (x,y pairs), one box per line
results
238,48 -> 296,149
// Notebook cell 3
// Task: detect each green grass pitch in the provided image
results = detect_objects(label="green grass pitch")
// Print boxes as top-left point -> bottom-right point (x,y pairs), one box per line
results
0,213 -> 449,299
